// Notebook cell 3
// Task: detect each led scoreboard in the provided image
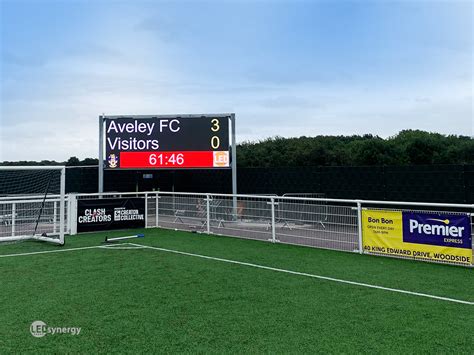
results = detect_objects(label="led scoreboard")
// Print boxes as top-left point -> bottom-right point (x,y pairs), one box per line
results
104,115 -> 230,169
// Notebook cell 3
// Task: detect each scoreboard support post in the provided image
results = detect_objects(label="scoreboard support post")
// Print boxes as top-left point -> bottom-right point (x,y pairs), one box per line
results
98,113 -> 237,201
231,113 -> 238,219
99,115 -> 105,194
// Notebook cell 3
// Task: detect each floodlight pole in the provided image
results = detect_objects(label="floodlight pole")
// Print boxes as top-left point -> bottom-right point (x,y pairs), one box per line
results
98,115 -> 104,194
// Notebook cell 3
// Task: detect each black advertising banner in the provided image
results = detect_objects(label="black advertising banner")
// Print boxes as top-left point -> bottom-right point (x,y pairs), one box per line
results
77,198 -> 145,233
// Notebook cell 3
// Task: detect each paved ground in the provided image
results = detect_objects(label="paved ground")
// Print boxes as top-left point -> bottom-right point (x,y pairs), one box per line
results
149,214 -> 359,253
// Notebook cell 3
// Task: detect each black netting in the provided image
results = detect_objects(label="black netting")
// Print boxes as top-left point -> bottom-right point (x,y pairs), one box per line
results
0,169 -> 61,197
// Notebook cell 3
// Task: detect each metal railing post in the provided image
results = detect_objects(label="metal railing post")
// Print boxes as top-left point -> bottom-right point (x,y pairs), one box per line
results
267,197 -> 278,243
206,194 -> 211,234
271,198 -> 276,243
66,195 -> 71,234
144,193 -> 148,228
11,202 -> 16,236
53,201 -> 57,234
155,193 -> 159,228
70,195 -> 78,235
357,200 -> 363,254
68,194 -> 76,235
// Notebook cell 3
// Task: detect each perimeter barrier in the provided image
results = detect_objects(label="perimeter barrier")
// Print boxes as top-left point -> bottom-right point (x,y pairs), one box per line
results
66,191 -> 474,267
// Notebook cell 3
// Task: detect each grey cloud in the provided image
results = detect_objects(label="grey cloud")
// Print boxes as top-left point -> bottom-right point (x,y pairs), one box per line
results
258,96 -> 325,109
174,83 -> 282,95
61,42 -> 125,60
134,17 -> 182,42
2,51 -> 46,67
414,97 -> 431,103
246,67 -> 353,86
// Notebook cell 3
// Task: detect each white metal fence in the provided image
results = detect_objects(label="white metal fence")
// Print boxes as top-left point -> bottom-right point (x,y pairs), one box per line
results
70,191 -> 473,267
2,190 -> 471,266
0,195 -> 69,242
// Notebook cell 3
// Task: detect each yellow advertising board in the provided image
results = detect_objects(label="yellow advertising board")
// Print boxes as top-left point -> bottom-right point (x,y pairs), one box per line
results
362,209 -> 472,265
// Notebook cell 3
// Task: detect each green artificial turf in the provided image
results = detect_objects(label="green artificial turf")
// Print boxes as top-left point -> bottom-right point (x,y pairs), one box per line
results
0,228 -> 472,353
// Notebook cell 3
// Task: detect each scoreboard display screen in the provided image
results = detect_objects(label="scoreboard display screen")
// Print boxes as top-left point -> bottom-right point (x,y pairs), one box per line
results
104,116 -> 230,169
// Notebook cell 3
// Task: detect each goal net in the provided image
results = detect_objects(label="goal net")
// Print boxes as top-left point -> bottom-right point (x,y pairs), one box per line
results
0,166 -> 66,245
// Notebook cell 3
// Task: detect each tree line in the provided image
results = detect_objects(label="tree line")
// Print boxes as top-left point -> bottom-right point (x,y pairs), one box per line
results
1,130 -> 473,167
237,130 -> 473,167
0,157 -> 99,167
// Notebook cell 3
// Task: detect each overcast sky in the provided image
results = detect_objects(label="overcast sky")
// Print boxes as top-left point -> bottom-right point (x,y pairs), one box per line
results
0,0 -> 472,161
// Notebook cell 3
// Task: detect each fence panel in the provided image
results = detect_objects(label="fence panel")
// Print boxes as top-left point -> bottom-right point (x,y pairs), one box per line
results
70,191 -> 473,267
207,195 -> 274,242
275,197 -> 358,252
153,193 -> 211,232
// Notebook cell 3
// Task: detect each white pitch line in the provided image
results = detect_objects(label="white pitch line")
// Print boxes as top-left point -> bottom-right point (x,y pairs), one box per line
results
0,243 -> 141,258
1,242 -> 472,306
129,243 -> 474,306
99,244 -> 147,250
0,245 -> 102,258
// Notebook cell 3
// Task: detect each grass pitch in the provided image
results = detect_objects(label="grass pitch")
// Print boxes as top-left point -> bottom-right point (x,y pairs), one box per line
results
0,228 -> 472,353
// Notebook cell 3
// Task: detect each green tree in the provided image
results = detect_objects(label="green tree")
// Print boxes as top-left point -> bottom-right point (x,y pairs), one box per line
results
66,157 -> 81,166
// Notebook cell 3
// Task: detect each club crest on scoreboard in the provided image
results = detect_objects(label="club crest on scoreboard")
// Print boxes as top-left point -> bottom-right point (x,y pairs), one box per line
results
213,151 -> 229,167
108,154 -> 119,168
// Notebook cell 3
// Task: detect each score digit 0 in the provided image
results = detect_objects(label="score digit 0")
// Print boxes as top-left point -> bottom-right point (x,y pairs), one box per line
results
211,119 -> 220,149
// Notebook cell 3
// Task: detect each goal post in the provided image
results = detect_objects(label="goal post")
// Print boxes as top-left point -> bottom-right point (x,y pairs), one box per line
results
0,166 -> 66,245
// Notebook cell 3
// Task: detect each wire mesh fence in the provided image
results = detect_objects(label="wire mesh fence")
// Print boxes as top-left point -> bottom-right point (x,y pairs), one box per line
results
275,198 -> 358,251
62,191 -> 474,267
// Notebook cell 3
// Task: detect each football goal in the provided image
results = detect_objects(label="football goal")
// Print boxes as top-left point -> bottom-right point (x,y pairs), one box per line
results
0,166 -> 66,245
